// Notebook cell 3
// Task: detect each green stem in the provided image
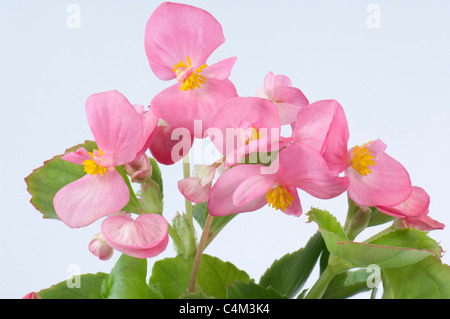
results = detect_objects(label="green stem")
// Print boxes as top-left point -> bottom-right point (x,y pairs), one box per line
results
305,256 -> 349,299
188,213 -> 214,293
304,266 -> 336,299
183,153 -> 193,225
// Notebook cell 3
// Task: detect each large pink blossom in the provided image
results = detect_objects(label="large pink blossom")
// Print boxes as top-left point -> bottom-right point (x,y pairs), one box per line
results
292,99 -> 412,208
53,90 -> 150,228
145,2 -> 238,137
208,143 -> 350,217
256,71 -> 309,125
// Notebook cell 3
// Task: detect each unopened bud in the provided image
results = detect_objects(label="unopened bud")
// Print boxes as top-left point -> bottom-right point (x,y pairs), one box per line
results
89,233 -> 114,261
123,154 -> 152,183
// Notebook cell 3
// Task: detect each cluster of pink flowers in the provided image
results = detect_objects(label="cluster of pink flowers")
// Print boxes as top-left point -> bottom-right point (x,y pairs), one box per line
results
52,2 -> 443,261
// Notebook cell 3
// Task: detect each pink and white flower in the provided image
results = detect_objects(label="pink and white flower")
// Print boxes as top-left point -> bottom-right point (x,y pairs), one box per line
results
145,2 -> 238,137
53,90 -> 151,228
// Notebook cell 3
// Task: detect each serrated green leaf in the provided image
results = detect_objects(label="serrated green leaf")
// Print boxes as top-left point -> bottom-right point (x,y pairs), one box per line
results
227,281 -> 288,299
382,255 -> 450,299
196,254 -> 251,299
259,231 -> 324,298
307,208 -> 441,268
25,140 -> 141,218
103,254 -> 149,299
25,140 -> 97,219
37,272 -> 108,299
149,256 -> 193,299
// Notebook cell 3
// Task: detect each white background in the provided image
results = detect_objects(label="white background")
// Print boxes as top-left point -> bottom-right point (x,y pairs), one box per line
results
1,0 -> 449,298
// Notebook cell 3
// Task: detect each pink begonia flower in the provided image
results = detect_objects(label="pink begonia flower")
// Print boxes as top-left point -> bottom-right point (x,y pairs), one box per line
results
54,90 -> 148,228
101,213 -> 169,259
178,164 -> 216,203
292,100 -> 412,208
377,186 -> 444,231
89,233 -> 114,261
256,72 -> 309,125
208,143 -> 350,217
148,121 -> 194,165
207,96 -> 289,167
145,2 -> 238,138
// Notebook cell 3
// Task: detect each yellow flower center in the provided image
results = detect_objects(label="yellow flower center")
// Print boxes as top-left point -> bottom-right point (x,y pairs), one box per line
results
83,149 -> 107,176
351,142 -> 376,176
265,185 -> 294,212
173,56 -> 207,91
245,127 -> 261,145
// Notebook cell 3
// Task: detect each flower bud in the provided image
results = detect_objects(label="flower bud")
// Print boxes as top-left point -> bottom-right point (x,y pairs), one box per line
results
123,154 -> 152,183
89,233 -> 114,260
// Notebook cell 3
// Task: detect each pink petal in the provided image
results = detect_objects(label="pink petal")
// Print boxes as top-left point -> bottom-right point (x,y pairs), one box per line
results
133,105 -> 158,160
202,57 -> 237,80
282,186 -> 302,217
346,140 -> 412,207
151,79 -> 238,138
376,186 -> 430,218
232,173 -> 276,207
85,90 -> 143,165
402,214 -> 445,231
145,2 -> 225,80
178,177 -> 211,203
53,170 -> 129,228
275,143 -> 350,199
61,147 -> 91,165
148,124 -> 194,165
101,213 -> 169,259
207,96 -> 281,157
292,100 -> 350,173
208,164 -> 269,216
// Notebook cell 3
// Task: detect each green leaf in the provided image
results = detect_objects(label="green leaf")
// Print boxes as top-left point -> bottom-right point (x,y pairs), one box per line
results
259,231 -> 324,298
382,255 -> 450,299
227,281 -> 288,299
115,165 -> 142,214
196,254 -> 251,299
192,201 -> 237,247
149,157 -> 163,194
103,254 -> 149,299
322,269 -> 372,299
149,256 -> 193,299
25,140 -> 97,219
37,272 -> 108,299
307,208 -> 441,268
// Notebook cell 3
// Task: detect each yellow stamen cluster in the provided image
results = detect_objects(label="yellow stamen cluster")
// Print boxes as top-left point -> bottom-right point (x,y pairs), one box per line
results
245,127 -> 261,145
173,56 -> 207,91
83,150 -> 107,176
351,142 -> 376,176
265,185 -> 295,212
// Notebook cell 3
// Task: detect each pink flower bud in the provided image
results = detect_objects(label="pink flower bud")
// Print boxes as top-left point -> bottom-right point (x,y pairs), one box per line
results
89,233 -> 114,260
22,292 -> 40,299
123,154 -> 152,183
